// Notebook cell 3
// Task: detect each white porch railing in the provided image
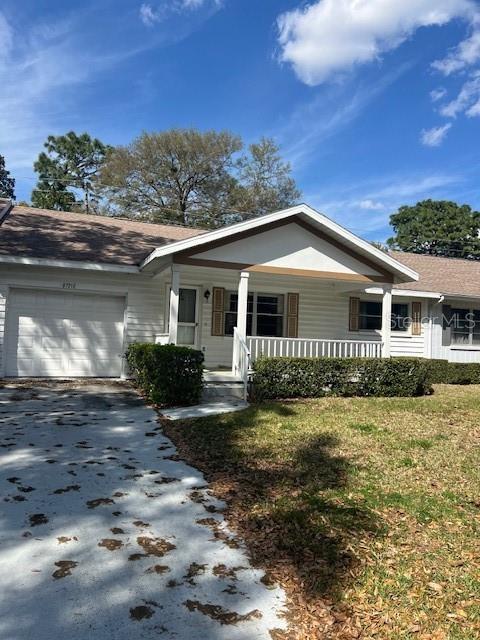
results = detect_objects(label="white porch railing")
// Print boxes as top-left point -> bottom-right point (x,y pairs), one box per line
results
247,337 -> 383,362
233,327 -> 251,402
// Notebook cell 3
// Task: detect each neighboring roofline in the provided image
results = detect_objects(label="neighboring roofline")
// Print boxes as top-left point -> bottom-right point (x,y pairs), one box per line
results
0,255 -> 140,273
139,204 -> 419,282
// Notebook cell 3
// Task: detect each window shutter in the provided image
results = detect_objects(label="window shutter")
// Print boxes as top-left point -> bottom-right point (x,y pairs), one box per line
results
349,297 -> 360,332
411,301 -> 422,336
211,287 -> 225,336
286,292 -> 299,338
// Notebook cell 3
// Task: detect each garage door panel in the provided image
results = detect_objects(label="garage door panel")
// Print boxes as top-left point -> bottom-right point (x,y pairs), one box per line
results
6,289 -> 125,377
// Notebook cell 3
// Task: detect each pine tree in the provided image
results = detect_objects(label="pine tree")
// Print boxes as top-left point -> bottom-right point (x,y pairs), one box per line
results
0,155 -> 15,199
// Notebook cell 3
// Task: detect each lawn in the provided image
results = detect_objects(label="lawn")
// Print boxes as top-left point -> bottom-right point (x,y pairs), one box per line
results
162,385 -> 480,640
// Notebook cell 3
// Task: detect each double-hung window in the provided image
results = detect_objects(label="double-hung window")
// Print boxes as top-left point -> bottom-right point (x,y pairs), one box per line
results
358,301 -> 382,330
450,308 -> 480,345
391,303 -> 410,332
224,292 -> 284,337
356,301 -> 410,332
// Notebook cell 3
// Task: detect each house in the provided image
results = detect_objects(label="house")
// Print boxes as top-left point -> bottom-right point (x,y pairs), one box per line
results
1,198 -> 479,389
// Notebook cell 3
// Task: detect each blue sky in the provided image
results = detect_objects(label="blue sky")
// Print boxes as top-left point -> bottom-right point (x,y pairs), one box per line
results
2,0 -> 480,240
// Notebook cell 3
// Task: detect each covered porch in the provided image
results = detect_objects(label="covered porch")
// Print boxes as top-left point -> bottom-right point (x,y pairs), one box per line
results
158,263 -> 394,378
144,205 -> 418,394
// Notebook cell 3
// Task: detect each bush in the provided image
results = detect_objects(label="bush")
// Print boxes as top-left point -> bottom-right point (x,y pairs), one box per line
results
126,343 -> 204,406
426,359 -> 480,385
252,357 -> 432,400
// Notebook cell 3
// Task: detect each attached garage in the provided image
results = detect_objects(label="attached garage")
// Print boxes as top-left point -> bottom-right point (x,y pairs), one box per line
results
5,289 -> 126,377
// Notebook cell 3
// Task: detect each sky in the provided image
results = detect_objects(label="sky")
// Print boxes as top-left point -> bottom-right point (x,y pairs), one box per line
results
1,0 -> 480,241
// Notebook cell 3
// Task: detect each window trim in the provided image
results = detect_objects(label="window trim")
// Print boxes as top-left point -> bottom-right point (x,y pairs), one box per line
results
449,307 -> 480,347
349,299 -> 414,335
224,291 -> 286,337
357,300 -> 382,332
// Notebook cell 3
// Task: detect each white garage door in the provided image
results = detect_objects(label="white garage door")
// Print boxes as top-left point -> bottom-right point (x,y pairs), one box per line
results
5,289 -> 125,377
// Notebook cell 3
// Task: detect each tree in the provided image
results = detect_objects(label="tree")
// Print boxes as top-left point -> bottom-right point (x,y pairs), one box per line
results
31,132 -> 111,212
387,200 -> 480,259
0,155 -> 15,199
234,138 -> 301,219
99,129 -> 300,227
100,129 -> 242,227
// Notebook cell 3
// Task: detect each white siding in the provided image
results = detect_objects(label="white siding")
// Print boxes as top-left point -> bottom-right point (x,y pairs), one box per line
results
194,222 -> 384,277
430,299 -> 480,363
160,265 -> 387,369
0,265 -> 163,376
390,298 -> 427,358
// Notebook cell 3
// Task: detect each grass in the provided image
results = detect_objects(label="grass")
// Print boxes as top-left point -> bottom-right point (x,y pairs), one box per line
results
162,385 -> 480,639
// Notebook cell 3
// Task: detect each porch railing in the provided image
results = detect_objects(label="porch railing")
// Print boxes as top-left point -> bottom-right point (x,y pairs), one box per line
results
247,337 -> 383,362
233,327 -> 251,402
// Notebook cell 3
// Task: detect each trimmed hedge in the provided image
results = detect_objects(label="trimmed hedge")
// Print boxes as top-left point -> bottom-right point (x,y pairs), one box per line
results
252,357 -> 432,400
126,343 -> 204,407
426,359 -> 480,385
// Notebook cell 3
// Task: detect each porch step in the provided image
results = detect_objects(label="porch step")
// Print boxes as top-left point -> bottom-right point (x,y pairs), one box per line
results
202,381 -> 245,402
203,370 -> 241,383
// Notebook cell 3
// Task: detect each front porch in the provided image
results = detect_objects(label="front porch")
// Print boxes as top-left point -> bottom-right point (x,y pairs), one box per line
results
158,263 -> 395,396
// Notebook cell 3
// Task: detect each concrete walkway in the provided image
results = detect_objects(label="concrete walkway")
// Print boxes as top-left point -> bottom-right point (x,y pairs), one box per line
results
0,383 -> 286,640
161,400 -> 249,420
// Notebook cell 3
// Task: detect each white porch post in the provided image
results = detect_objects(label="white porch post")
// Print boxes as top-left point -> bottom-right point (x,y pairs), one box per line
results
168,264 -> 181,344
381,284 -> 392,358
237,271 -> 250,339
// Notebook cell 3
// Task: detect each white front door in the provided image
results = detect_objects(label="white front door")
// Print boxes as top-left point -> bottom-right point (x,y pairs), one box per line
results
177,287 -> 199,347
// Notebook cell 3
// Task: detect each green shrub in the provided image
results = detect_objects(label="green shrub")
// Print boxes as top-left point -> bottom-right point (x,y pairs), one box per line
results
252,357 -> 432,400
126,343 -> 204,406
426,359 -> 480,385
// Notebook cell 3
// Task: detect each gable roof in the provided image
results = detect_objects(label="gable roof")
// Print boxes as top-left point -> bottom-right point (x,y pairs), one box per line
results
0,205 -> 205,266
140,204 -> 419,282
392,251 -> 480,298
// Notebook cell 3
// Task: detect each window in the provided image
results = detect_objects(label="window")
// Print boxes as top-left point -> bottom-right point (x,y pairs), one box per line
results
358,301 -> 382,330
450,308 -> 480,346
391,303 -> 410,332
224,292 -> 284,337
224,293 -> 253,336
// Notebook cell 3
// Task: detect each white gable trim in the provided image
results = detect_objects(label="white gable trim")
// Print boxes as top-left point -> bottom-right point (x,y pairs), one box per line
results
140,204 -> 418,282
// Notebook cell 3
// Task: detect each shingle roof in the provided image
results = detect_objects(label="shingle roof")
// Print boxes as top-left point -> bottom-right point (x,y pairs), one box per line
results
392,251 -> 480,298
0,205 -> 206,266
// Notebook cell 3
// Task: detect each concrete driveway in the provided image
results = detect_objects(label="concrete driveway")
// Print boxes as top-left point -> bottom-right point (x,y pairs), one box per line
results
0,383 -> 286,640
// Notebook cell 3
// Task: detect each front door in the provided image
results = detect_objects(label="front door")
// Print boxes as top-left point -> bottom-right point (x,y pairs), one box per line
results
177,287 -> 199,347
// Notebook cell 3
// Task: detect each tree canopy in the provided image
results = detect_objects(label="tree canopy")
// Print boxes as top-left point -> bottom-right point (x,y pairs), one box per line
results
0,155 -> 15,200
99,129 -> 300,227
387,199 -> 480,259
31,132 -> 111,212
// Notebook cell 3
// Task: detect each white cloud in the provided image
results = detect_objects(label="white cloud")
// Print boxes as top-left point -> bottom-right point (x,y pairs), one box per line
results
139,4 -> 162,27
277,0 -> 475,86
430,87 -> 447,102
440,71 -> 480,117
420,123 -> 452,146
359,199 -> 385,211
139,1 -> 222,26
432,27 -> 480,75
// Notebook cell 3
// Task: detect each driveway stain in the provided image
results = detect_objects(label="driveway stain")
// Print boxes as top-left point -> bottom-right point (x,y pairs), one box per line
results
52,560 -> 78,579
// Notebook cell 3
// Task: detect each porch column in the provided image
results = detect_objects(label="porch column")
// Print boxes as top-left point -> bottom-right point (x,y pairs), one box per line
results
237,271 -> 250,339
168,264 -> 181,344
381,284 -> 392,358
